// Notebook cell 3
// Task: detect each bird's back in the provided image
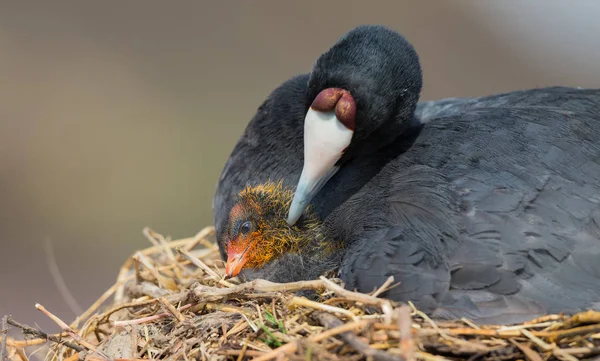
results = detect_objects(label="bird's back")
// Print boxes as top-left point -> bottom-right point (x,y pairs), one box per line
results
335,87 -> 600,323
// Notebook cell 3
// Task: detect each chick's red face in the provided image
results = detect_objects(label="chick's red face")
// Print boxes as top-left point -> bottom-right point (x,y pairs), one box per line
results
225,219 -> 258,278
223,201 -> 265,278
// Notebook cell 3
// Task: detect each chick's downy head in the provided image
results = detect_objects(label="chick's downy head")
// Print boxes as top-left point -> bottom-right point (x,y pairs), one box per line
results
222,181 -> 322,278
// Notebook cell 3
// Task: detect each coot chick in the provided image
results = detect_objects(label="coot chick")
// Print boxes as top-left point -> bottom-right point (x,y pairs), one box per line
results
221,181 -> 341,282
213,24 -> 600,324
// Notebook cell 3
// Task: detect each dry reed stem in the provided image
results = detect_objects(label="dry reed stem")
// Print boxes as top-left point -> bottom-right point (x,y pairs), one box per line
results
35,303 -> 108,359
0,316 -> 8,361
177,248 -> 235,288
157,298 -> 185,323
253,318 -> 371,361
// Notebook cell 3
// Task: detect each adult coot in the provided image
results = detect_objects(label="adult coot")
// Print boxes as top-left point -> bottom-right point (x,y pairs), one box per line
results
213,25 -> 600,324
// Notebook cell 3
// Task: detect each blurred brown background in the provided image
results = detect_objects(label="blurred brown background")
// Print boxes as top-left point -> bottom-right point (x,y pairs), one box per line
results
2,1 -> 600,333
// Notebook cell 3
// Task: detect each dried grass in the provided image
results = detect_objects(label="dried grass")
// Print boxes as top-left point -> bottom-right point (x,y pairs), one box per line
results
2,226 -> 600,361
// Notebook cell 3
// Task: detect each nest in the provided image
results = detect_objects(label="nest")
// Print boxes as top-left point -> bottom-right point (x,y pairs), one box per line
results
2,226 -> 600,361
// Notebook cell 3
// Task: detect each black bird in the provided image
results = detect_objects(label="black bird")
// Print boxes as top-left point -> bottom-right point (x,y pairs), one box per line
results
213,24 -> 600,324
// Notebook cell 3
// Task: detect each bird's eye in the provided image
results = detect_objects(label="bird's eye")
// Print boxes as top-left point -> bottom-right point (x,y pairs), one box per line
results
238,221 -> 252,236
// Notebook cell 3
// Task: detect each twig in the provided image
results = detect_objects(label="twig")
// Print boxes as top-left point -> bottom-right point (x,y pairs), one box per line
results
7,337 -> 68,348
556,310 -> 600,330
523,314 -> 567,326
509,339 -> 543,361
112,260 -> 193,307
71,280 -> 122,329
6,318 -> 83,352
498,321 -> 556,332
414,326 -> 553,339
316,312 -> 401,361
414,351 -> 451,361
520,329 -> 578,361
112,304 -> 192,327
192,279 -> 325,301
217,349 -> 264,357
560,347 -> 600,356
253,318 -> 370,361
410,305 -> 490,353
224,320 -> 250,339
35,303 -> 109,359
183,227 -> 216,252
65,352 -> 80,361
371,276 -> 397,298
107,227 -> 215,304
157,297 -> 185,323
1,316 -> 8,361
288,297 -> 357,321
44,238 -> 84,316
143,227 -> 178,265
460,318 -> 480,330
319,276 -> 395,324
192,302 -> 254,317
99,298 -> 160,324
548,324 -> 600,342
177,248 -> 235,288
236,340 -> 250,361
396,306 -> 415,361
133,252 -> 178,291
85,357 -> 151,361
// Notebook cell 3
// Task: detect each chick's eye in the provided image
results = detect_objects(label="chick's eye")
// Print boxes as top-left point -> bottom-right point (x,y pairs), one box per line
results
238,221 -> 252,236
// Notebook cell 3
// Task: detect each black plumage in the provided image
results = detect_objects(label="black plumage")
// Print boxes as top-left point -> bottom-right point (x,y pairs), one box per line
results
213,25 -> 600,324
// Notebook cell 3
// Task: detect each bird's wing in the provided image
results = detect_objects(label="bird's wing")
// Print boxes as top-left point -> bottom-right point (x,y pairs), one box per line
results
340,87 -> 600,323
336,164 -> 459,314
436,87 -> 600,321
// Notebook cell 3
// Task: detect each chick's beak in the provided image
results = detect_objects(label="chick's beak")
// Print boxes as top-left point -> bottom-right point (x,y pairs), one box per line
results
287,88 -> 356,225
225,250 -> 248,278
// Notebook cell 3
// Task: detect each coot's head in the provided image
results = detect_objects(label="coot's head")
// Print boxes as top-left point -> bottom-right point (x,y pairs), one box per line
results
222,181 -> 322,278
287,24 -> 423,225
